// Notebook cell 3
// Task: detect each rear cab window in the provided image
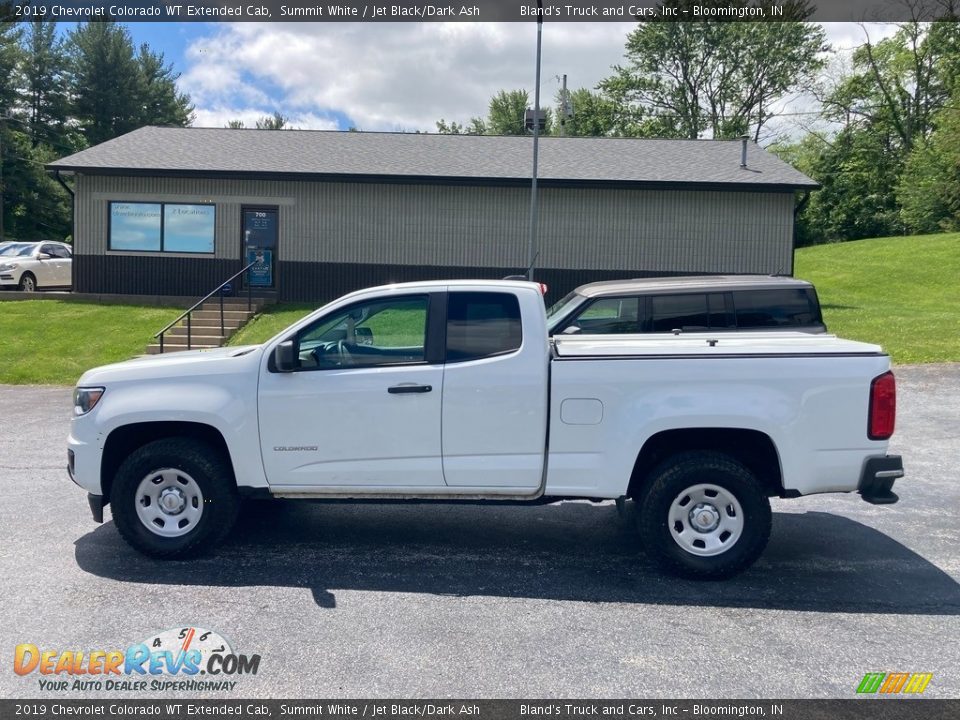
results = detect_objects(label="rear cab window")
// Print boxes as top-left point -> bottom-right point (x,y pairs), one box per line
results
446,292 -> 522,362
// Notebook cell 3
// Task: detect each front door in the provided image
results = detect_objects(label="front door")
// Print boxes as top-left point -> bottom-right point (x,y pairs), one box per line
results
258,293 -> 446,489
242,208 -> 277,290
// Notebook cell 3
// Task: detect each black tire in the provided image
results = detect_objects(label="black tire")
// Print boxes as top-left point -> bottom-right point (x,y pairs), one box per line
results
111,437 -> 240,559
636,451 -> 771,580
19,273 -> 37,292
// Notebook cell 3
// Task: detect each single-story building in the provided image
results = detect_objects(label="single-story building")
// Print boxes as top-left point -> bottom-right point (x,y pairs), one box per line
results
48,127 -> 817,302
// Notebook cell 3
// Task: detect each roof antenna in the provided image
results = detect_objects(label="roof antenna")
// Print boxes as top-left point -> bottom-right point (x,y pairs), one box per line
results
503,250 -> 541,281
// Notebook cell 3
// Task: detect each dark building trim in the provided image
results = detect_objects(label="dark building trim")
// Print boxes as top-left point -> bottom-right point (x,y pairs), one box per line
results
73,255 -> 715,304
49,166 -> 819,193
73,254 -> 239,297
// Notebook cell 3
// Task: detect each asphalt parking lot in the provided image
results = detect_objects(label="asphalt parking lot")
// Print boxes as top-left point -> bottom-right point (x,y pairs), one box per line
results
1,365 -> 958,699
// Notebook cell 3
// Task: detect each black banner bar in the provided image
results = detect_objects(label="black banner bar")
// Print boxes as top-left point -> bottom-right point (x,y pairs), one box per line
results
4,0 -> 959,23
2,700 -> 960,720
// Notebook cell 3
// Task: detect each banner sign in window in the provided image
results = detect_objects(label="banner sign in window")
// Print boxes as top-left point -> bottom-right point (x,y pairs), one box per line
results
246,248 -> 273,287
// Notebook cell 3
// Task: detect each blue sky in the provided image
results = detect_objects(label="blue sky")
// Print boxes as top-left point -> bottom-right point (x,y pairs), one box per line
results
60,22 -> 893,138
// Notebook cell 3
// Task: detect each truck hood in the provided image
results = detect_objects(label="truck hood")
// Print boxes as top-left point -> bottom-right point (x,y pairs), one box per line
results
76,345 -> 264,386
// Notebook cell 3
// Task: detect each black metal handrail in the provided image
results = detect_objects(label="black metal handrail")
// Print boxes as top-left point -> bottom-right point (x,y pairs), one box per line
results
154,260 -> 258,353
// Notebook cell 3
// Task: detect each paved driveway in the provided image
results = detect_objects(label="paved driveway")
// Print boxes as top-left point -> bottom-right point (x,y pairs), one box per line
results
1,365 -> 958,698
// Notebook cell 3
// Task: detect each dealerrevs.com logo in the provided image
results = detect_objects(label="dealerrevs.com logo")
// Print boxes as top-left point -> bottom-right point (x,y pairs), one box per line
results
856,672 -> 933,695
14,627 -> 261,693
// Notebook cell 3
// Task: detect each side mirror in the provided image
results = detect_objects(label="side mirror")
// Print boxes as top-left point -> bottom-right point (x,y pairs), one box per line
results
37,253 -> 51,260
273,340 -> 298,372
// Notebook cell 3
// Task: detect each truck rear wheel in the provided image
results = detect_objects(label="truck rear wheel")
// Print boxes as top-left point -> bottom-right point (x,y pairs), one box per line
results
111,438 -> 239,558
636,451 -> 771,579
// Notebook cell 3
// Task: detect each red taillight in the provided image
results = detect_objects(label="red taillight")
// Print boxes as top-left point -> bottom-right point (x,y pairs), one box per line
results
868,371 -> 896,440
538,283 -> 549,295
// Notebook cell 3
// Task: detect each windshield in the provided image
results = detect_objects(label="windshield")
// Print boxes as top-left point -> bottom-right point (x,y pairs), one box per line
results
0,243 -> 35,257
545,291 -> 587,330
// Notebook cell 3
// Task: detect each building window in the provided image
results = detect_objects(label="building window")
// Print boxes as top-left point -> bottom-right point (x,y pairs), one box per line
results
109,202 -> 215,253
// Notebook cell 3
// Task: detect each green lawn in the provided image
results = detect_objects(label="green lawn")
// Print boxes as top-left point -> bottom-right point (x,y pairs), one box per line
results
794,232 -> 959,364
0,300 -> 180,385
228,302 -> 317,346
0,232 -> 955,385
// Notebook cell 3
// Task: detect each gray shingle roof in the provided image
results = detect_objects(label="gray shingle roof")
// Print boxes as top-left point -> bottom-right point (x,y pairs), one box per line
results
48,126 -> 817,189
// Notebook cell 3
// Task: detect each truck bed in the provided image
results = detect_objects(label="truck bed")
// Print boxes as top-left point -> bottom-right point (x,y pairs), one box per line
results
553,331 -> 883,358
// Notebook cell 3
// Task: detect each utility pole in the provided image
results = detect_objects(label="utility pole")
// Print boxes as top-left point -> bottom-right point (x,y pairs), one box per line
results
526,0 -> 543,281
559,74 -> 569,137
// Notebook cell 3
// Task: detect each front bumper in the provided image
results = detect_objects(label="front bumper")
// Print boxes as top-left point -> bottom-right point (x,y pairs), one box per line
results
858,455 -> 904,505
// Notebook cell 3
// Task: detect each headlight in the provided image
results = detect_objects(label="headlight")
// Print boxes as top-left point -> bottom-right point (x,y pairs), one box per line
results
73,387 -> 105,415
0,263 -> 16,271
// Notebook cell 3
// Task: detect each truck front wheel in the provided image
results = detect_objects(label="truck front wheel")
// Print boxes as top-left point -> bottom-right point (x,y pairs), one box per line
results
637,451 -> 771,579
111,438 -> 240,558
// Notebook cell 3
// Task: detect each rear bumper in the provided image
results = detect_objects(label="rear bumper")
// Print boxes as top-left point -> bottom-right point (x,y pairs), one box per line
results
858,455 -> 904,505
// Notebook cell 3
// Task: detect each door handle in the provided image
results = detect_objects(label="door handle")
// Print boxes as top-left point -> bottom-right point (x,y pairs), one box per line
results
388,384 -> 432,394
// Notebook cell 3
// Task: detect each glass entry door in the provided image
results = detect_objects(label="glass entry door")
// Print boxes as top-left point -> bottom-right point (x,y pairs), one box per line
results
242,207 -> 278,289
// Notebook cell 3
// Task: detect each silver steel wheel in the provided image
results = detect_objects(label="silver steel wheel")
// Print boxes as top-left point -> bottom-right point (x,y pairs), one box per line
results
134,468 -> 205,538
667,483 -> 744,557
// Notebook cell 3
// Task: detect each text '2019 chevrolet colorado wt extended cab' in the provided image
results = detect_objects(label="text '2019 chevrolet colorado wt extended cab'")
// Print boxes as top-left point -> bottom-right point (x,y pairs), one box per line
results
68,280 -> 904,578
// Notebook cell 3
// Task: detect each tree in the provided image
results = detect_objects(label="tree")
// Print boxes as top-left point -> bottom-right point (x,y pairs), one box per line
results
68,21 -> 193,145
435,117 -> 486,134
67,22 -> 143,145
21,20 -> 72,150
774,127 -> 906,244
135,44 -> 194,128
822,20 -> 960,155
436,89 -> 551,136
225,120 -> 246,129
599,0 -> 826,140
553,88 -> 621,137
255,112 -> 292,130
897,96 -> 960,233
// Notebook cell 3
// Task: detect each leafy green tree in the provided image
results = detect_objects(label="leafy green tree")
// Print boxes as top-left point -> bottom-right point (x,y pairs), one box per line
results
225,120 -> 246,129
774,127 -> 905,244
553,88 -> 622,137
436,89 -> 551,136
435,117 -> 486,134
255,112 -> 292,130
897,97 -> 960,233
823,20 -> 960,155
599,1 -> 826,139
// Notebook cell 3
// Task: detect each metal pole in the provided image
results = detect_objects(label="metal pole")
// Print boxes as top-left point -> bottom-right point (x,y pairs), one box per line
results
560,74 -> 567,137
526,2 -> 543,281
0,124 -> 4,242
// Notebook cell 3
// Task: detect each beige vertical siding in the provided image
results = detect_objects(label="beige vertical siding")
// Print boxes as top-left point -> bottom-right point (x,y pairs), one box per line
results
77,174 -> 794,274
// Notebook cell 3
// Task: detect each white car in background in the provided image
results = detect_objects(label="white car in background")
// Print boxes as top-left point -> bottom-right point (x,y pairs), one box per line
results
0,241 -> 73,292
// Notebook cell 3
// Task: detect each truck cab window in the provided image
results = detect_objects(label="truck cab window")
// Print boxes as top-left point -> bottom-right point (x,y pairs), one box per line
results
297,295 -> 429,369
446,292 -> 522,363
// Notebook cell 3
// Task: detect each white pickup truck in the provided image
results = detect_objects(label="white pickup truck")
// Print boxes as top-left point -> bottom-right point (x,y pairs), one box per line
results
68,280 -> 904,578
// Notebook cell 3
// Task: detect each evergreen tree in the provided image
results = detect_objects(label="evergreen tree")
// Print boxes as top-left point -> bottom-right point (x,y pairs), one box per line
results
22,20 -> 72,149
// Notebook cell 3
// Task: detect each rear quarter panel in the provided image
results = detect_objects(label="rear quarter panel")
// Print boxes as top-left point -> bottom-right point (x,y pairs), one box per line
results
546,354 -> 892,497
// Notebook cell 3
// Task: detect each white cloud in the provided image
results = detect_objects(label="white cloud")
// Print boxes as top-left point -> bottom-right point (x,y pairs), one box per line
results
180,22 -> 634,132
178,22 -> 904,136
191,107 -> 340,130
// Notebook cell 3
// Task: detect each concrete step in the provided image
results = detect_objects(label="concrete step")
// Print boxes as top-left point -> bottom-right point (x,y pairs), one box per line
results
170,318 -> 245,330
200,301 -> 265,313
166,327 -> 228,339
190,310 -> 257,321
